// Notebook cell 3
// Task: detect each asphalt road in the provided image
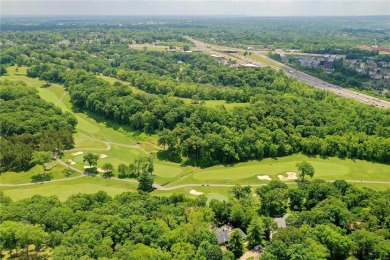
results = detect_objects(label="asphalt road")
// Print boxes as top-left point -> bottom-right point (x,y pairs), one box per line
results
186,37 -> 390,109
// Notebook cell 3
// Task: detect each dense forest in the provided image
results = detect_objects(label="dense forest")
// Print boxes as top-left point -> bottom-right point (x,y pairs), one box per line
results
1,179 -> 389,259
25,60 -> 390,166
0,80 -> 77,172
1,20 -> 389,167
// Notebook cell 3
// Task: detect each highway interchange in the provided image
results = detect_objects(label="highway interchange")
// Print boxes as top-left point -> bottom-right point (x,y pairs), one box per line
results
186,37 -> 390,109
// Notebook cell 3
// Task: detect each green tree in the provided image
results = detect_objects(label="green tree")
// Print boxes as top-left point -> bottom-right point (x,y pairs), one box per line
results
247,217 -> 264,249
102,163 -> 114,178
171,242 -> 196,260
30,151 -> 52,177
222,250 -> 235,260
0,66 -> 7,76
314,225 -> 352,260
117,163 -> 128,178
296,161 -> 315,181
228,229 -> 244,258
16,223 -> 48,257
232,185 -> 252,200
206,244 -> 223,260
350,229 -> 383,260
83,152 -> 99,168
138,172 -> 154,192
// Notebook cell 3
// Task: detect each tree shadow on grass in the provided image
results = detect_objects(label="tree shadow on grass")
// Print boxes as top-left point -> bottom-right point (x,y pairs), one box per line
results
84,167 -> 99,176
157,150 -> 182,163
31,173 -> 53,183
72,106 -> 149,138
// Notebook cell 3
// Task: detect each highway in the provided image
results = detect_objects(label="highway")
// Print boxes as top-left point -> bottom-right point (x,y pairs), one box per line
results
186,37 -> 390,109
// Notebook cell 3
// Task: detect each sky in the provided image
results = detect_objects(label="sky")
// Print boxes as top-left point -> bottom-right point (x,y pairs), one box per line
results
1,0 -> 389,16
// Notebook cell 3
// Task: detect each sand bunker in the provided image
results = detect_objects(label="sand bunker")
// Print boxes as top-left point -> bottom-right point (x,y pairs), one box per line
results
72,151 -> 84,156
189,189 -> 204,196
96,168 -> 106,173
278,172 -> 298,181
83,165 -> 94,169
99,154 -> 108,159
257,175 -> 272,180
68,159 -> 76,165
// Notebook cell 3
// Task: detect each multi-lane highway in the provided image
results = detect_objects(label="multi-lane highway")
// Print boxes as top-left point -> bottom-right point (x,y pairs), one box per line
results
186,37 -> 390,109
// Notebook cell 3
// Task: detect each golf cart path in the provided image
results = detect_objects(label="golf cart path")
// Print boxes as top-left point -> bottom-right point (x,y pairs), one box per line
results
2,158 -> 389,189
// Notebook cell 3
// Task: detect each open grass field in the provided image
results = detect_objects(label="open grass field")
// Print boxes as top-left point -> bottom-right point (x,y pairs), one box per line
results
0,163 -> 80,184
239,52 -> 283,68
0,176 -> 138,201
152,185 -> 232,202
131,44 -> 168,52
169,154 -> 390,186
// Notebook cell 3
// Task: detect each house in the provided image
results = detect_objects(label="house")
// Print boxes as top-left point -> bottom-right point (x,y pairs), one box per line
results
215,225 -> 246,245
320,55 -> 337,70
240,63 -> 260,68
211,54 -> 225,60
56,39 -> 71,45
274,214 -> 290,228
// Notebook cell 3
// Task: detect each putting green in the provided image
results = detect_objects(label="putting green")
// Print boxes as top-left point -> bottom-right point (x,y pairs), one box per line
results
207,193 -> 229,202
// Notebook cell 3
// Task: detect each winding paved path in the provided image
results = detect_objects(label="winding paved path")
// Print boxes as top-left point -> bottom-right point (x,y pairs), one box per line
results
2,163 -> 389,190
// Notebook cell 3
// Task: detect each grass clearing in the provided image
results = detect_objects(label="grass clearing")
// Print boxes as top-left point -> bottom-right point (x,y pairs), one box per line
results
0,176 -> 137,201
152,186 -> 232,201
239,52 -> 283,68
171,154 -> 390,186
0,163 -> 79,184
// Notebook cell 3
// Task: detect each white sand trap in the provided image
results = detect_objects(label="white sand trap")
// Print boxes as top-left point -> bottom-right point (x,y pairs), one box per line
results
72,151 -> 84,156
99,154 -> 108,159
257,175 -> 272,180
189,189 -> 204,196
68,159 -> 76,165
97,168 -> 105,173
83,165 -> 94,169
278,172 -> 298,181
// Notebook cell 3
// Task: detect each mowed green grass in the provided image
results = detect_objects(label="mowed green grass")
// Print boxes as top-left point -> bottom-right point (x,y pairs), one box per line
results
152,186 -> 232,202
171,154 -> 390,186
73,133 -> 108,150
238,52 -> 283,68
0,177 -> 138,201
0,163 -> 80,184
1,67 -> 187,182
68,144 -> 186,183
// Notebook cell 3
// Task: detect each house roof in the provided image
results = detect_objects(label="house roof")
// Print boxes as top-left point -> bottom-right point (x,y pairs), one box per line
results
274,214 -> 291,229
215,225 -> 246,245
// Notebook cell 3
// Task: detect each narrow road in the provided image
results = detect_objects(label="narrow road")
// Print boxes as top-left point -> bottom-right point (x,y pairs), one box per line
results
186,36 -> 390,109
55,90 -> 67,105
